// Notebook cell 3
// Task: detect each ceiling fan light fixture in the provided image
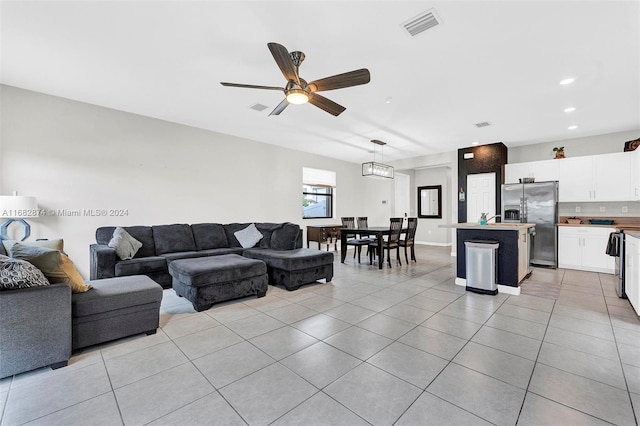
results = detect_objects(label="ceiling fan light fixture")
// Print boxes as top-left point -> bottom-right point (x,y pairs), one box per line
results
286,89 -> 309,105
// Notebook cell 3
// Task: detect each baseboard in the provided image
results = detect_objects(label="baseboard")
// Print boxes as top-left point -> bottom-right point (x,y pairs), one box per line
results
415,241 -> 452,247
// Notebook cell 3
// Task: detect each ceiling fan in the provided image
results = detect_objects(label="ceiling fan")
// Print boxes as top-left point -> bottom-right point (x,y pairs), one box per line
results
220,42 -> 370,117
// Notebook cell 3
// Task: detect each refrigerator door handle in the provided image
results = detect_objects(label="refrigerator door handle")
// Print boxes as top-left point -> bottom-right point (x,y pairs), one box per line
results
522,197 -> 528,222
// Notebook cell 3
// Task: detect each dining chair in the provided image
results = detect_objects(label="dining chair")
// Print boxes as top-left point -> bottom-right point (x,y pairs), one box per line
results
369,217 -> 404,267
398,217 -> 418,263
341,217 -> 368,263
356,217 -> 376,258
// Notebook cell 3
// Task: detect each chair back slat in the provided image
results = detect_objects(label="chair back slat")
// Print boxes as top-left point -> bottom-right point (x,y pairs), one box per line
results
406,217 -> 418,240
388,218 -> 403,243
341,217 -> 355,228
357,217 -> 368,229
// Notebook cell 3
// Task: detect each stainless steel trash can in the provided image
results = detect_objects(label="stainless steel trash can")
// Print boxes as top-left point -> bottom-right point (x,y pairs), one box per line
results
465,240 -> 499,295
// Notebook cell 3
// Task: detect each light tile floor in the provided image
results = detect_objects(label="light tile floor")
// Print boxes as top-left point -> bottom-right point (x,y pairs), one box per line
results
1,245 -> 639,425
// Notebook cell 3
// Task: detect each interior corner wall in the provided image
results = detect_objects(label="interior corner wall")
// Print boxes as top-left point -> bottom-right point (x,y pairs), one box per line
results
457,143 -> 508,223
0,85 -> 392,277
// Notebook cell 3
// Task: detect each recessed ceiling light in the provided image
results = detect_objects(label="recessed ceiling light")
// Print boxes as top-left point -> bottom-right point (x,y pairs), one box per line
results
564,107 -> 576,113
559,78 -> 575,85
568,125 -> 578,130
471,141 -> 479,146
385,97 -> 393,104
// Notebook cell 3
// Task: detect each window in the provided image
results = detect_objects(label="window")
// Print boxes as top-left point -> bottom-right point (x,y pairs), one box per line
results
302,167 -> 336,219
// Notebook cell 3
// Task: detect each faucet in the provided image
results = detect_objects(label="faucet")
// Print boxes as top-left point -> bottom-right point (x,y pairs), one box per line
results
479,213 -> 500,225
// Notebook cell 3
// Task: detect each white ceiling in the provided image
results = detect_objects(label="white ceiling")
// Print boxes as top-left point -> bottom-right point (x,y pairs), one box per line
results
2,1 -> 639,164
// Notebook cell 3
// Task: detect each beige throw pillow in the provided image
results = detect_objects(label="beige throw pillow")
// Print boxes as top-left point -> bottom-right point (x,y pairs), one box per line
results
10,243 -> 92,293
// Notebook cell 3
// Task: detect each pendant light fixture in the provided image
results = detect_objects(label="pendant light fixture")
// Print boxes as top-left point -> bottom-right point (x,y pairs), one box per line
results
362,139 -> 394,179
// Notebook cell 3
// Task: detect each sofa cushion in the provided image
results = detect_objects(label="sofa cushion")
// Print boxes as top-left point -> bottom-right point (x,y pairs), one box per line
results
10,244 -> 92,293
115,256 -> 167,276
0,255 -> 50,290
243,248 -> 333,271
96,226 -> 156,258
152,224 -> 196,255
72,275 -> 162,318
191,223 -> 228,250
234,223 -> 263,248
169,254 -> 266,286
224,223 -> 251,248
198,247 -> 244,257
270,223 -> 300,250
108,227 -> 143,260
160,251 -> 207,262
255,223 -> 283,249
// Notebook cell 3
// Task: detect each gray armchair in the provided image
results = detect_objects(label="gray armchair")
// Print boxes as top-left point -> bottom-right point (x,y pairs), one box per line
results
0,283 -> 72,378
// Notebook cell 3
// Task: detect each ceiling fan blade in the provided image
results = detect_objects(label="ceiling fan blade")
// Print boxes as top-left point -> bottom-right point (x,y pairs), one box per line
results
308,69 -> 370,92
220,82 -> 284,91
267,42 -> 300,85
308,94 -> 346,116
269,98 -> 289,116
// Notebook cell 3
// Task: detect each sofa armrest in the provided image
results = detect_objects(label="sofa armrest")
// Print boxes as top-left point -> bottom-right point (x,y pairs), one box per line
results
0,284 -> 72,378
90,243 -> 116,280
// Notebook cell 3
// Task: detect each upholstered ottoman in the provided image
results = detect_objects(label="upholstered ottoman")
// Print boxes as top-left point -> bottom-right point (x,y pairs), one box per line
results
169,254 -> 268,312
71,275 -> 163,350
243,248 -> 334,291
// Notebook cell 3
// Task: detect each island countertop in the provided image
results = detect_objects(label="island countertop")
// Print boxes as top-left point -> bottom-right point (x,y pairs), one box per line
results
439,223 -> 535,231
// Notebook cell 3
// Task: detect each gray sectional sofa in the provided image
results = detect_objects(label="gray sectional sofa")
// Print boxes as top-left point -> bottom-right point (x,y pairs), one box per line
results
90,222 -> 334,291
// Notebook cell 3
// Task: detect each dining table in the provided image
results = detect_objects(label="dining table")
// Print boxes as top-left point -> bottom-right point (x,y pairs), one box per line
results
340,226 -> 404,269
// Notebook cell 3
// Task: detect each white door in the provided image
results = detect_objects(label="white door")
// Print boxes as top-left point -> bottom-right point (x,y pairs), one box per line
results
395,173 -> 410,218
466,172 -> 496,223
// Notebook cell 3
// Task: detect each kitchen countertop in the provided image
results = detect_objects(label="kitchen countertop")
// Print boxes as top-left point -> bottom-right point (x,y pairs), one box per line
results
439,223 -> 535,231
558,223 -> 619,228
624,230 -> 640,238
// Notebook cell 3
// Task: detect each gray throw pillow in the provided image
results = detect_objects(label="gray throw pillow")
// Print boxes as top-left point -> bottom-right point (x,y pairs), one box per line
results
234,223 -> 263,248
109,227 -> 143,260
0,255 -> 50,290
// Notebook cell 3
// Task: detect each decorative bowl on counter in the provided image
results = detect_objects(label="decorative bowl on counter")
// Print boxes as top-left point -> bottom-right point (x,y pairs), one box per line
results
588,219 -> 614,225
519,177 -> 535,183
567,218 -> 582,224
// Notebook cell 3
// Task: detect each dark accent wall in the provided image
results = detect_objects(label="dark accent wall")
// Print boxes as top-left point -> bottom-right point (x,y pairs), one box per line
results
458,142 -> 508,223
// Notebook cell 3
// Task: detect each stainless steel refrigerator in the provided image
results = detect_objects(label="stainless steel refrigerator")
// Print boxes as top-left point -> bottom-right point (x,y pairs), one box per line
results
501,181 -> 559,268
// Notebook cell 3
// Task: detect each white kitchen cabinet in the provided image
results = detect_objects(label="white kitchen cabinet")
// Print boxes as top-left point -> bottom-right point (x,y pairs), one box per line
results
558,157 -> 593,201
558,226 -> 615,273
624,233 -> 640,314
631,149 -> 640,201
558,152 -> 632,202
505,159 -> 558,184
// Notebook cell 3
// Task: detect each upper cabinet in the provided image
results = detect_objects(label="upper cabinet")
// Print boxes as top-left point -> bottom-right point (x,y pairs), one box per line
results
505,159 -> 558,184
631,149 -> 640,201
507,151 -> 635,202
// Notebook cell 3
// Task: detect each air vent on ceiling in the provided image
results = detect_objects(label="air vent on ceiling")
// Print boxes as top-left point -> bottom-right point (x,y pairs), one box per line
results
249,103 -> 268,112
402,9 -> 442,37
474,121 -> 491,128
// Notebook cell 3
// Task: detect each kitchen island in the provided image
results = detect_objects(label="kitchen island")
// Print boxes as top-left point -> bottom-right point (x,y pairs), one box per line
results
440,223 -> 535,295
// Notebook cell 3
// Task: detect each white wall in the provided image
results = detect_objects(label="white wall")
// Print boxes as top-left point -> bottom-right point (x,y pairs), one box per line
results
0,85 -> 393,276
413,167 -> 451,245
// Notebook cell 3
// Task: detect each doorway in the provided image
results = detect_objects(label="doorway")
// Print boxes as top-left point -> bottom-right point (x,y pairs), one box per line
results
466,172 -> 496,223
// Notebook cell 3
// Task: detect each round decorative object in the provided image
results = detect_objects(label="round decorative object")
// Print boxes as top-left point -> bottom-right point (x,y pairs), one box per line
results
624,138 -> 640,152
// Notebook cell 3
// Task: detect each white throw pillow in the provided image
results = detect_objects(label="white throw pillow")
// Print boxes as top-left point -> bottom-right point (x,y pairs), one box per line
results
234,223 -> 263,248
109,227 -> 143,260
